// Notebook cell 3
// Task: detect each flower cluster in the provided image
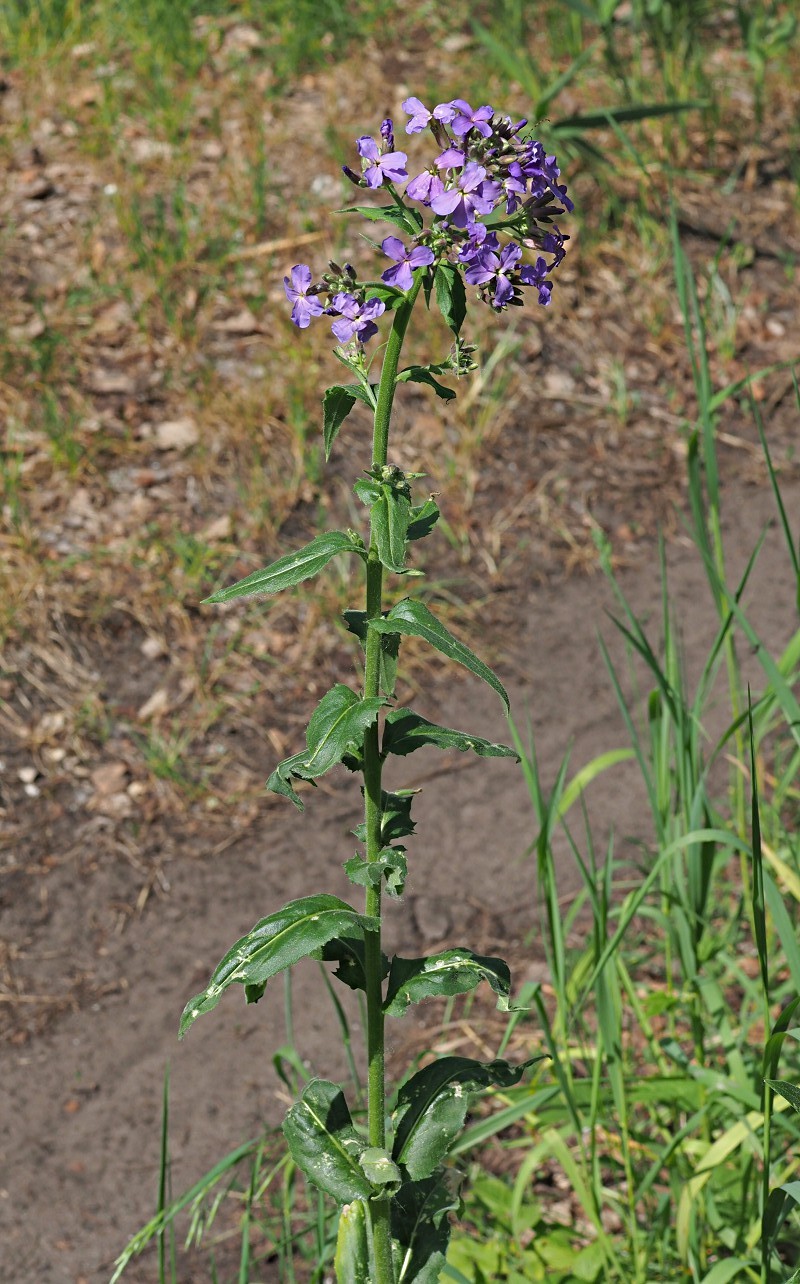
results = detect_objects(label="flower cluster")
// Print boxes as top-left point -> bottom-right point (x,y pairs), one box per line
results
284,95 -> 572,346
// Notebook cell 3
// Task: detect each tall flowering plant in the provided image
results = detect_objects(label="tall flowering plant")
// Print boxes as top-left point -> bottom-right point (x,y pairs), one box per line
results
181,97 -> 571,1283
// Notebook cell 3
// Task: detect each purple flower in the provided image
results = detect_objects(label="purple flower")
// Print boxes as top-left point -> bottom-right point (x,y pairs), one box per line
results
406,168 -> 445,205
501,161 -> 527,214
380,117 -> 395,151
284,264 -> 324,329
356,136 -> 408,189
329,292 -> 385,345
402,97 -> 432,133
432,101 -> 459,124
435,147 -> 465,170
430,162 -> 501,228
520,256 -> 553,306
448,99 -> 494,138
379,236 -> 435,292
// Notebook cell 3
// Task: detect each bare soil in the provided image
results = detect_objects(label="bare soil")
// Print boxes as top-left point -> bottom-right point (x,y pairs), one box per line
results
0,22 -> 798,1284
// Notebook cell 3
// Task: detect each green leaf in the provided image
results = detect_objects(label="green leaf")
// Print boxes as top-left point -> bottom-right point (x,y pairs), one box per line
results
766,1079 -> 800,1113
339,203 -> 423,234
283,1080 -> 372,1204
205,531 -> 364,604
343,610 -> 400,697
434,263 -> 466,336
407,498 -> 440,543
344,847 -> 407,897
392,1056 -> 534,1180
324,385 -> 373,459
334,1200 -> 370,1284
392,1173 -> 459,1283
384,949 -> 512,1017
267,685 -> 386,808
370,599 -> 510,712
359,1147 -> 402,1196
352,789 -> 417,845
179,895 -> 377,1036
397,365 -> 456,402
382,709 -> 517,761
317,935 -> 390,992
372,483 -> 413,573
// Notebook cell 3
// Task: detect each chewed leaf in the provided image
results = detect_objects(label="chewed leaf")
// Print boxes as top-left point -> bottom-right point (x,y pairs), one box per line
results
205,531 -> 364,604
179,895 -> 377,1036
382,708 -> 517,761
283,1080 -> 372,1204
344,847 -> 407,897
268,685 -> 386,808
392,1056 -> 536,1180
317,935 -> 390,992
370,599 -> 509,712
384,949 -> 512,1017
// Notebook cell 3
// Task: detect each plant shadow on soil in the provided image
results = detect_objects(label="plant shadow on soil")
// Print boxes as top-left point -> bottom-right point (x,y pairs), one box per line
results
1,448 -> 798,1282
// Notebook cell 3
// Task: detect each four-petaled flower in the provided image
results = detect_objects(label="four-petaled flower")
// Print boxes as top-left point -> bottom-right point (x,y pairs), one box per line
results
448,99 -> 494,138
284,264 -> 324,329
329,293 -> 386,345
356,136 -> 408,189
430,162 -> 501,229
380,237 -> 435,292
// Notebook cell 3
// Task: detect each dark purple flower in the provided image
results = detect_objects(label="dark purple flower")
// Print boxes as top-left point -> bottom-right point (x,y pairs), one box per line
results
402,96 -> 432,134
379,236 -> 435,291
380,117 -> 395,151
406,168 -> 445,205
356,136 -> 408,189
501,161 -> 527,214
520,256 -> 553,306
329,292 -> 385,344
430,162 -> 501,228
448,99 -> 494,138
284,264 -> 324,329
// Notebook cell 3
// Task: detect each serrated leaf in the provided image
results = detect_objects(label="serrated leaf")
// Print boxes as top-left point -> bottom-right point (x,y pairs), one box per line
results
384,949 -> 512,1017
382,709 -> 517,761
324,385 -> 371,459
392,1173 -> 459,1284
335,1200 -> 371,1284
205,531 -> 364,604
344,847 -> 407,897
372,483 -> 412,573
370,599 -> 509,712
179,896 -> 377,1036
407,498 -> 440,542
392,1056 -> 535,1180
352,789 -> 418,844
396,365 -> 456,402
317,935 -> 390,992
283,1080 -> 372,1204
359,1147 -> 402,1195
339,203 -> 423,233
267,685 -> 386,808
343,610 -> 400,697
434,262 -> 466,336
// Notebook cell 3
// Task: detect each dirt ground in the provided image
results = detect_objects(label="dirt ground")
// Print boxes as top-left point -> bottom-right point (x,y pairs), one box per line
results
1,24 -> 799,1284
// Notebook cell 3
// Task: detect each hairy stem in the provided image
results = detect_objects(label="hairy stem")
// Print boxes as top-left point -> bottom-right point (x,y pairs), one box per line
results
362,274 -> 424,1284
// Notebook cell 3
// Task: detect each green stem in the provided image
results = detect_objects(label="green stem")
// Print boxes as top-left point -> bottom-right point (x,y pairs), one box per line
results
362,273 -> 424,1284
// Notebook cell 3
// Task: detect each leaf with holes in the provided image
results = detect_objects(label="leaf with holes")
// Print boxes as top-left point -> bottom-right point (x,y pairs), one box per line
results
179,896 -> 377,1036
384,949 -> 512,1017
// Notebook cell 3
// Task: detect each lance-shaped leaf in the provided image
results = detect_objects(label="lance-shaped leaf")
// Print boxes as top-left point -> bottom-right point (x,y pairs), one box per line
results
371,484 -> 412,574
392,1056 -> 537,1180
334,1200 -> 370,1284
344,847 -> 408,897
268,685 -> 386,808
324,384 -> 373,460
396,365 -> 456,402
382,708 -> 517,761
384,949 -> 512,1018
283,1080 -> 372,1204
370,599 -> 509,712
205,531 -> 364,604
344,610 -> 400,697
407,498 -> 440,543
179,895 -> 377,1036
338,203 -> 423,234
391,1173 -> 459,1284
317,935 -> 390,993
434,262 -> 466,336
